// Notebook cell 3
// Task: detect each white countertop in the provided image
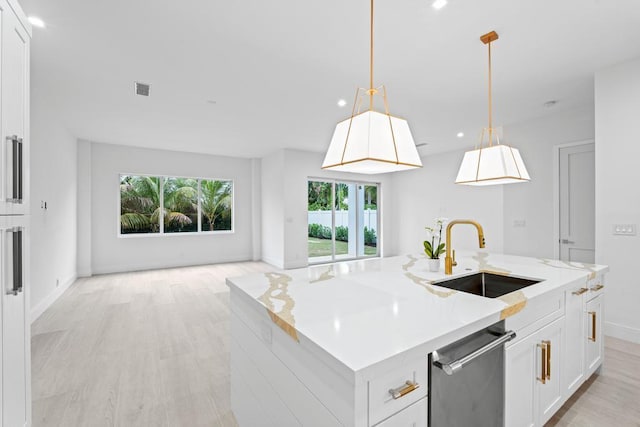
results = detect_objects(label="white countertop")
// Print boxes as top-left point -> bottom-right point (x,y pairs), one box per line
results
226,252 -> 608,377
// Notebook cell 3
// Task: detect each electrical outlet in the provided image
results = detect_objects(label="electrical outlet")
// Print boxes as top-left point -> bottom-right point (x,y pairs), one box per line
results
613,224 -> 636,236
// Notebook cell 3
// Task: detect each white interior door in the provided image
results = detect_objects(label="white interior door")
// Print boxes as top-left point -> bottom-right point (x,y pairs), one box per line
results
559,143 -> 595,262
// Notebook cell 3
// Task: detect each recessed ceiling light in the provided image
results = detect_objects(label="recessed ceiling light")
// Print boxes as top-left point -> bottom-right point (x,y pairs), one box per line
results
457,132 -> 464,138
337,99 -> 347,107
28,16 -> 46,28
432,0 -> 448,10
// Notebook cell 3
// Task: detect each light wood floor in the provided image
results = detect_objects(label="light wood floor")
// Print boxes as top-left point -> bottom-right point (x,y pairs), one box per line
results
32,263 -> 640,426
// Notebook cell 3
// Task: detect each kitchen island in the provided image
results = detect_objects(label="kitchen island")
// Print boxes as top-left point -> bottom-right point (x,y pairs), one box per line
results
227,252 -> 608,426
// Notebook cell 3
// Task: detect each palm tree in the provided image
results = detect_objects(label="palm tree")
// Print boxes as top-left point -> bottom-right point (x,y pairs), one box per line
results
120,175 -> 161,233
120,176 -> 198,233
201,180 -> 232,231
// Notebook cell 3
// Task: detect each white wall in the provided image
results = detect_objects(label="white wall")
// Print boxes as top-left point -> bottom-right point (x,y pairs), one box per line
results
595,57 -> 640,343
390,150 -> 504,256
30,92 -> 78,320
261,150 -> 285,267
86,142 -> 256,274
77,140 -> 92,276
503,107 -> 595,258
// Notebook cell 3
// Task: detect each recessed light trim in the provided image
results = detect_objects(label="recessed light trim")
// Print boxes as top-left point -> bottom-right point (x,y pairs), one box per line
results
457,132 -> 464,138
28,16 -> 46,28
432,0 -> 448,10
337,99 -> 347,107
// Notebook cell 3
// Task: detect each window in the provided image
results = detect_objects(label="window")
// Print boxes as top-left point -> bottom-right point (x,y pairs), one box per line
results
119,174 -> 233,235
308,179 -> 379,263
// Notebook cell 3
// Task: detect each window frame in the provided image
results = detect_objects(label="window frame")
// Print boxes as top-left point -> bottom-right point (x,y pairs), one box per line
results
118,173 -> 235,238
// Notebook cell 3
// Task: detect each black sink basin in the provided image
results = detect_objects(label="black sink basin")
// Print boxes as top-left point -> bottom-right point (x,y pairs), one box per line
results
433,272 -> 540,298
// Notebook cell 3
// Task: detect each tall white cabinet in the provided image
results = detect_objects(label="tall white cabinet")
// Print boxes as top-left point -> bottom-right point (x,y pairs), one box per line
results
0,0 -> 31,426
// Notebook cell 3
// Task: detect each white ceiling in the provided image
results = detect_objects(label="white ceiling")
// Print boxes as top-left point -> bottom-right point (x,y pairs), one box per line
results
20,0 -> 640,158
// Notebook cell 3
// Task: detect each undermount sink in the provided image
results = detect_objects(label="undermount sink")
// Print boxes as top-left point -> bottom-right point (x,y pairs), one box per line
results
433,272 -> 541,298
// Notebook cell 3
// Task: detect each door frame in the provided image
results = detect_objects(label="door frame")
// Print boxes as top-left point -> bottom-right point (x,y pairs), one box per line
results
552,139 -> 595,260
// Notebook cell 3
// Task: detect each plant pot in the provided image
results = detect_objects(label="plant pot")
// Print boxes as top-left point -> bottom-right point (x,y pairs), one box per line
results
428,258 -> 441,272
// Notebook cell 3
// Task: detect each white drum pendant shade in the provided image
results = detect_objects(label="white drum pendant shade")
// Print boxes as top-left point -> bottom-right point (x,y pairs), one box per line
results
455,144 -> 530,185
322,110 -> 422,174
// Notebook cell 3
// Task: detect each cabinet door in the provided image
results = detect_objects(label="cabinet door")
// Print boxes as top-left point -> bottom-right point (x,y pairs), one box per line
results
505,333 -> 537,427
375,396 -> 427,427
585,295 -> 603,375
1,3 -> 30,215
563,288 -> 586,396
537,317 -> 564,426
1,216 -> 28,427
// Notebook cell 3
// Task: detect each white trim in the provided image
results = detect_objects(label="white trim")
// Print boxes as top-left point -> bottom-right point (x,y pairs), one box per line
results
552,139 -> 595,260
261,256 -> 284,269
605,321 -> 640,344
92,254 -> 254,276
31,273 -> 77,323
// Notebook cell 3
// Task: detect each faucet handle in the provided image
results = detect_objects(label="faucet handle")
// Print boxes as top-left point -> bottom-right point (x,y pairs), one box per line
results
452,249 -> 458,267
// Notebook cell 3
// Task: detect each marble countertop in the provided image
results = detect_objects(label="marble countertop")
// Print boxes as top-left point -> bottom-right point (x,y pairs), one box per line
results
226,252 -> 608,377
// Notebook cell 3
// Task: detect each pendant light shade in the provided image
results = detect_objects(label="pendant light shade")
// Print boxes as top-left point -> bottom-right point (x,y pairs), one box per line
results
455,144 -> 530,185
455,31 -> 530,186
322,0 -> 422,174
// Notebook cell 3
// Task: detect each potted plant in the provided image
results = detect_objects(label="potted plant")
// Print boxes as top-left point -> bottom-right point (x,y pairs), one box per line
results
424,218 -> 447,272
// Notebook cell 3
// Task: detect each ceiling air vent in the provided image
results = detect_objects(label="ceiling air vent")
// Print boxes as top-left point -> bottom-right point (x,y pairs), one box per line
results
134,82 -> 151,97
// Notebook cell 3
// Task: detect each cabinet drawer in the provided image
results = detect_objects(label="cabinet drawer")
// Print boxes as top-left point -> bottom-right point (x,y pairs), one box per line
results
368,357 -> 427,425
505,291 -> 564,344
374,396 -> 427,427
587,275 -> 605,300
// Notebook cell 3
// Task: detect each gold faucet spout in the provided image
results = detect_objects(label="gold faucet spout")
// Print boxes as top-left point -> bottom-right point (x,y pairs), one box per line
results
445,220 -> 486,275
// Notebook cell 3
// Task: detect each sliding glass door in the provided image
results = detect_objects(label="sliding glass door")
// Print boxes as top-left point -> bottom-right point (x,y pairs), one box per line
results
308,179 -> 379,264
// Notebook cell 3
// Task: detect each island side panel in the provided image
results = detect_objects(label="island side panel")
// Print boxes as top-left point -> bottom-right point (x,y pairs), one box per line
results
230,287 -> 368,426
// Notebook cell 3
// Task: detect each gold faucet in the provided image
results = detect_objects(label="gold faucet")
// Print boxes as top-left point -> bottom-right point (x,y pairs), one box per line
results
445,220 -> 486,275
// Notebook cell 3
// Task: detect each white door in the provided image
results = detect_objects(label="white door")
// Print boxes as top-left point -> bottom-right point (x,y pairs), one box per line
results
1,216 -> 28,427
559,143 -> 595,262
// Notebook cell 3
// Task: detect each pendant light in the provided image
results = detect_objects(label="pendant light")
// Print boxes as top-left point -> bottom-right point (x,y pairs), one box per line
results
455,31 -> 530,185
322,0 -> 422,174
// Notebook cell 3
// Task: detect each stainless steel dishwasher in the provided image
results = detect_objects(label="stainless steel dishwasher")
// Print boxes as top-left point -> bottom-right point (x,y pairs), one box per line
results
429,321 -> 516,427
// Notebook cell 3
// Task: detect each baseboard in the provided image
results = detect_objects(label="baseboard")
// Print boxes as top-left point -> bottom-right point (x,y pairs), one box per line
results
31,273 -> 77,323
605,321 -> 640,344
92,254 -> 256,276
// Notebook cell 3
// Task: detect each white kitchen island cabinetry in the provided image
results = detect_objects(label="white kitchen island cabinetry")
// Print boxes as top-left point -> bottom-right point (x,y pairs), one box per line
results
228,253 -> 607,427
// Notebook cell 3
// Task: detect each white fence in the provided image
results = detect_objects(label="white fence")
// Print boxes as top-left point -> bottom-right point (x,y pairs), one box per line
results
308,210 -> 378,232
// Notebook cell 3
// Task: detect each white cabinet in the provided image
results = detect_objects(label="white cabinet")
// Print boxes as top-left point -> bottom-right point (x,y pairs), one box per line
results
562,286 -> 587,396
0,1 -> 31,426
1,216 -> 29,427
0,0 -> 29,216
505,317 -> 564,427
585,294 -> 604,375
374,397 -> 427,427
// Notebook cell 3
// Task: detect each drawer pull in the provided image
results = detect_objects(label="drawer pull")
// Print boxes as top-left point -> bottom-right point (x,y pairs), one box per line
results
591,284 -> 604,292
589,311 -> 597,342
388,380 -> 419,400
572,287 -> 588,296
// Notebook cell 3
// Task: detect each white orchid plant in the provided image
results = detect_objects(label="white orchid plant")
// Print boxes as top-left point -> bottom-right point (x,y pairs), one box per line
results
424,218 -> 448,259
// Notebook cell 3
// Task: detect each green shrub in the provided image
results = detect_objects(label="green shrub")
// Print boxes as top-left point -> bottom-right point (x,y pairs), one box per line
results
335,226 -> 348,242
308,223 -> 332,239
364,227 -> 377,247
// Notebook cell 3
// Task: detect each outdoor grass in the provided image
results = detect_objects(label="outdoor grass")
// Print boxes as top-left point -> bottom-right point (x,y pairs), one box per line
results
308,237 -> 377,258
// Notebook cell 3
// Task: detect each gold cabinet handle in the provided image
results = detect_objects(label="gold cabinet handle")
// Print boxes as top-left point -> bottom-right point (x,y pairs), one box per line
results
537,342 -> 548,384
589,311 -> 597,342
572,287 -> 588,296
544,340 -> 551,381
591,283 -> 604,292
388,380 -> 419,400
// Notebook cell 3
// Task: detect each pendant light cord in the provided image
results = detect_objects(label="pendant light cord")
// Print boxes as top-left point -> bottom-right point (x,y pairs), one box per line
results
488,40 -> 493,146
369,0 -> 375,110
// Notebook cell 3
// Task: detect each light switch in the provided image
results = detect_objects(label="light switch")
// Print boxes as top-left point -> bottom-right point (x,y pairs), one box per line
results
513,219 -> 526,228
613,224 -> 637,236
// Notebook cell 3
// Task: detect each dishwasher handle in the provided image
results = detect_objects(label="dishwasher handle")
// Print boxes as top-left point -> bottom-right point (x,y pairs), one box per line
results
433,330 -> 516,375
